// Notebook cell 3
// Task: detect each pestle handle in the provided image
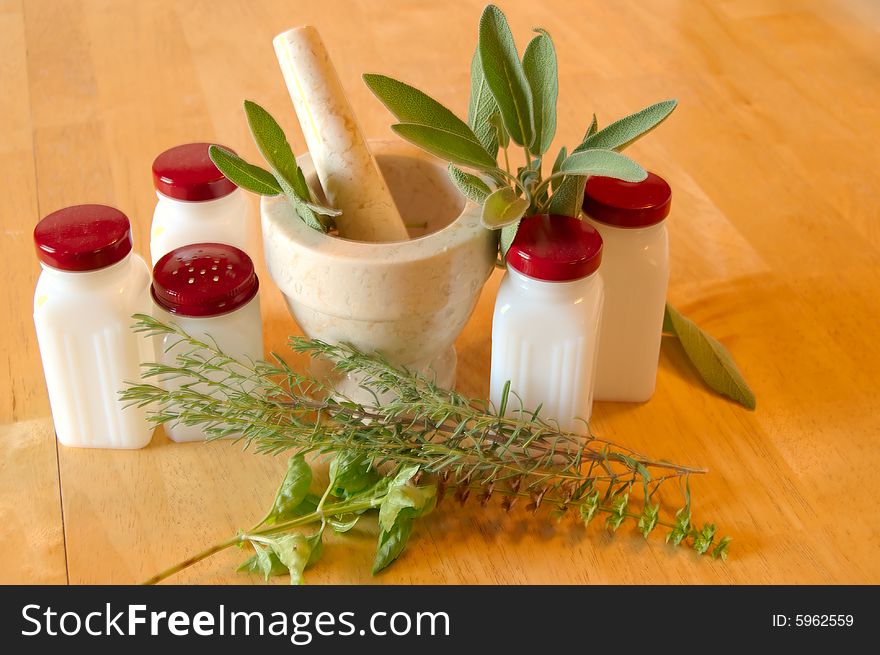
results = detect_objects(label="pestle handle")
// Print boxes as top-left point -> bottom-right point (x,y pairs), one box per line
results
273,26 -> 410,243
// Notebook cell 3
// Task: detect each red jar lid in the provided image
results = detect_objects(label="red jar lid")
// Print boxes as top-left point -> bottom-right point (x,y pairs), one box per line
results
506,214 -> 603,282
152,243 -> 259,317
34,204 -> 133,271
582,172 -> 671,228
152,143 -> 238,201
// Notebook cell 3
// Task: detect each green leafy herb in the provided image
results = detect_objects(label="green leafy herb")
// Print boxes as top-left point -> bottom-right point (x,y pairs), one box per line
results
576,99 -> 677,152
243,100 -> 304,194
208,145 -> 281,196
467,49 -> 500,158
522,28 -> 558,156
363,74 -> 483,146
447,164 -> 492,204
390,123 -> 498,169
478,4 -> 535,147
127,314 -> 727,585
265,455 -> 312,525
664,303 -> 756,410
559,149 -> 647,181
481,187 -> 529,229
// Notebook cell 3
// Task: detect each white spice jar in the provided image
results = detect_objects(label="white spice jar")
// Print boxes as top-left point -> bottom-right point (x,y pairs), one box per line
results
490,214 -> 604,432
582,172 -> 671,402
33,204 -> 154,449
150,142 -> 254,266
150,242 -> 263,442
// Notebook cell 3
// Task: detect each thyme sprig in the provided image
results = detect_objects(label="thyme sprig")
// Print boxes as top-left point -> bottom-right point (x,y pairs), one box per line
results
123,315 -> 729,584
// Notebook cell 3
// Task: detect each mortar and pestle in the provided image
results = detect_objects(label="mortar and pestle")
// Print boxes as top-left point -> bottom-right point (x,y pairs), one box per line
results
261,27 -> 496,399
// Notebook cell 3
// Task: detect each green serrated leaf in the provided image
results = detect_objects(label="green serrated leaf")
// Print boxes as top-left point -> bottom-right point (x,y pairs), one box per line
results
363,74 -> 482,148
482,186 -> 529,229
243,100 -> 306,195
265,455 -> 312,525
711,535 -> 732,561
638,503 -> 660,538
378,465 -> 437,532
467,49 -> 500,158
478,4 -> 534,147
390,123 -> 498,170
576,99 -> 677,153
499,220 -> 520,262
664,303 -> 756,409
692,523 -> 717,555
579,490 -> 600,525
522,28 -> 557,155
605,493 -> 629,532
559,149 -> 647,182
448,164 -> 492,204
208,145 -> 281,196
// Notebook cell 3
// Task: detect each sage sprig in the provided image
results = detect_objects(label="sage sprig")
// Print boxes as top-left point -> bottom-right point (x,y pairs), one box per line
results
123,315 -> 729,585
208,100 -> 340,233
364,4 -> 676,262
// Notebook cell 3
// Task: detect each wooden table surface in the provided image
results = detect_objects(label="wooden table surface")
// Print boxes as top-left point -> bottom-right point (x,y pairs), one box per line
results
2,0 -> 879,585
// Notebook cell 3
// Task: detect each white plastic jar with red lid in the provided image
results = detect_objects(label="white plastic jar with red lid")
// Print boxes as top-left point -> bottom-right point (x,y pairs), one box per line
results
582,172 -> 671,402
150,242 -> 263,442
33,204 -> 154,449
489,214 -> 604,432
150,142 -> 254,267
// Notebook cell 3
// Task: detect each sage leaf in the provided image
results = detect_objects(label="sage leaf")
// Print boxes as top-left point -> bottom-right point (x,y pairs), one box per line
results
499,219 -> 520,262
243,100 -> 306,195
585,113 -> 598,139
478,4 -> 535,147
550,146 -> 566,192
488,111 -> 510,149
363,74 -> 482,147
329,451 -> 380,499
664,303 -> 756,410
208,145 -> 281,196
378,465 -> 437,532
277,174 -> 328,232
372,508 -> 415,574
546,173 -> 585,218
266,455 -> 312,524
576,99 -> 677,153
481,186 -> 529,229
559,149 -> 647,182
448,164 -> 492,204
237,543 -> 287,581
390,123 -> 498,170
522,28 -> 558,155
467,48 -> 500,158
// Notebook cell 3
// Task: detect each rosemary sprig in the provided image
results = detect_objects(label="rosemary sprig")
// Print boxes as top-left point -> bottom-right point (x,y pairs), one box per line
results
123,314 -> 730,584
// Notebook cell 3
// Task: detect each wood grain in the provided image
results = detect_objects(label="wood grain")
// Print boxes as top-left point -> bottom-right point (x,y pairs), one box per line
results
1,0 -> 878,584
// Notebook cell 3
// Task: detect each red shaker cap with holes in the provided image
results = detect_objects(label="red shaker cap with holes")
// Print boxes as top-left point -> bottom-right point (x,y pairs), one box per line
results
151,143 -> 238,201
34,204 -> 133,271
151,243 -> 259,317
506,214 -> 603,282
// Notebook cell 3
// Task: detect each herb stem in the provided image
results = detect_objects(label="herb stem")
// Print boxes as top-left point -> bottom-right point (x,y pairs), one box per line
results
140,535 -> 242,586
